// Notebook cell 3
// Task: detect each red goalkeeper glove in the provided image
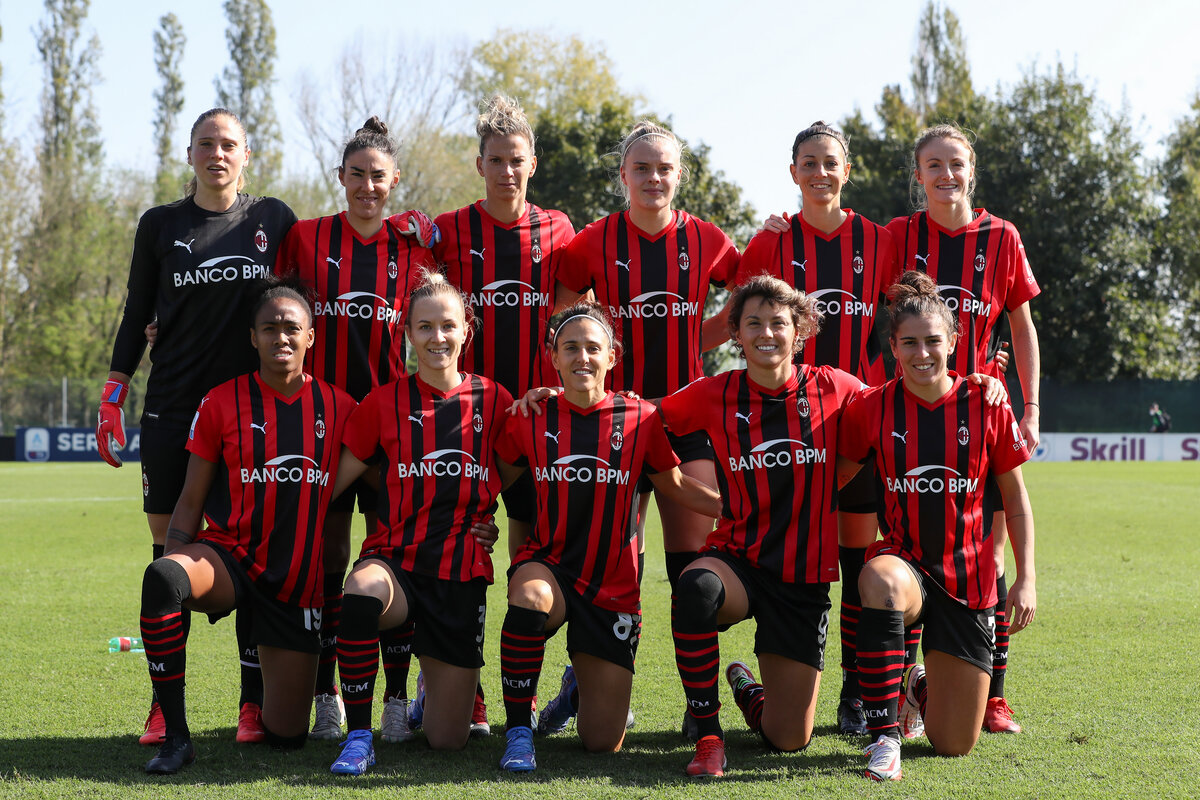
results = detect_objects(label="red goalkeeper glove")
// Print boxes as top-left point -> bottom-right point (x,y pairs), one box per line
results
389,209 -> 441,249
97,379 -> 129,468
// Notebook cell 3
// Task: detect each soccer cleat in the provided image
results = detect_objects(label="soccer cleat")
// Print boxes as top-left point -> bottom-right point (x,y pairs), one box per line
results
380,696 -> 414,743
500,726 -> 537,772
837,697 -> 868,735
984,696 -> 1023,733
145,734 -> 196,774
535,665 -> 577,734
470,686 -> 491,737
236,702 -> 266,744
863,734 -> 902,781
681,708 -> 699,742
139,702 -> 166,746
899,665 -> 925,739
330,729 -> 376,776
726,660 -> 760,729
408,671 -> 425,730
685,734 -> 727,778
309,692 -> 346,740
626,706 -> 636,729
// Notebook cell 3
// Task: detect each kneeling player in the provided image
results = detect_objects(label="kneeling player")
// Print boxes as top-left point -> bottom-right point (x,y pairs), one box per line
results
139,283 -> 354,774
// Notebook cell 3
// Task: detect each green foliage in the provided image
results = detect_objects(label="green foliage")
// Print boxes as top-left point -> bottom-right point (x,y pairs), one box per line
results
1,461 -> 1198,798
215,0 -> 281,190
35,0 -> 104,181
1154,94 -> 1200,377
151,14 -> 186,206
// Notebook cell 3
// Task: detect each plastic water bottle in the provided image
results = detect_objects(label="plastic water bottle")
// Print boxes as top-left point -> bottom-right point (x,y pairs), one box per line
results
108,636 -> 144,653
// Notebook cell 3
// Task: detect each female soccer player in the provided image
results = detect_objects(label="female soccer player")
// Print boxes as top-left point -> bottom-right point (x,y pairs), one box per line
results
277,116 -> 437,742
100,108 -> 297,746
886,124 -> 1041,733
327,273 -> 514,776
432,96 -> 577,733
558,120 -> 737,592
495,303 -> 723,773
660,275 -> 864,776
838,270 -> 1036,782
139,283 -> 355,774
726,121 -> 897,735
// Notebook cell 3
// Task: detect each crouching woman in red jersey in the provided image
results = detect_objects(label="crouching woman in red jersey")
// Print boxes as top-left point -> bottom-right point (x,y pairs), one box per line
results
327,273 -> 514,776
138,282 -> 355,774
837,270 -> 1036,782
495,303 -> 722,773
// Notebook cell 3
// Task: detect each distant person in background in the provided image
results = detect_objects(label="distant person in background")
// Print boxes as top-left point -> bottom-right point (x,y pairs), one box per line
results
1149,403 -> 1171,432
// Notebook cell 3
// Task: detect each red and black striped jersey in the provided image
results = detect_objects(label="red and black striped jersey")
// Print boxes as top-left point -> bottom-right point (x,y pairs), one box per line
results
886,210 -> 1040,377
342,373 -> 513,583
434,202 -> 575,397
660,365 -> 863,584
735,210 -> 893,386
278,212 -> 433,401
496,393 -> 679,613
838,375 -> 1030,609
559,210 -> 739,398
187,372 -> 354,608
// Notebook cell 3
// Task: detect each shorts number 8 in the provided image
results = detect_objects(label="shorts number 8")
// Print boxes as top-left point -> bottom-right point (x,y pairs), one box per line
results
612,613 -> 634,641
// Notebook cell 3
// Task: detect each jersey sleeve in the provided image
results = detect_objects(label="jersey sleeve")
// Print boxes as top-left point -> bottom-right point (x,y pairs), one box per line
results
705,222 -> 740,287
496,413 -> 529,467
109,209 -> 160,375
185,390 -> 223,463
829,367 -> 868,407
342,390 -> 383,463
558,227 -> 596,294
732,230 -> 779,287
838,387 -> 877,463
275,223 -> 304,278
989,401 -> 1031,475
883,216 -> 909,285
658,379 -> 709,436
642,407 -> 681,474
1003,225 -> 1040,311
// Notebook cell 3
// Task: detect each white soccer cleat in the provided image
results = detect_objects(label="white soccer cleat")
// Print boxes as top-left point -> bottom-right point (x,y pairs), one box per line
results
380,696 -> 415,743
863,734 -> 902,781
898,664 -> 925,739
310,692 -> 346,740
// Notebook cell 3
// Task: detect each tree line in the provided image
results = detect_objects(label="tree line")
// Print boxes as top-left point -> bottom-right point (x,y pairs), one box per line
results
1,0 -> 1196,432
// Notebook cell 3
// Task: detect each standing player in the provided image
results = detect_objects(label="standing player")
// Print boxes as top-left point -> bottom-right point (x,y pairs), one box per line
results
98,108 -> 297,746
432,95 -> 576,733
327,274 -> 513,775
886,124 -> 1041,733
837,270 -> 1036,781
660,276 -> 863,776
495,304 -> 723,773
276,116 -> 437,742
139,283 -> 355,774
559,120 -> 737,595
723,122 -> 896,735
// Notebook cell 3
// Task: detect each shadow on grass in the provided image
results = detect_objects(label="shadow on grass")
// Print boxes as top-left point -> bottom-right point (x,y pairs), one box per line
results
0,726 -> 890,787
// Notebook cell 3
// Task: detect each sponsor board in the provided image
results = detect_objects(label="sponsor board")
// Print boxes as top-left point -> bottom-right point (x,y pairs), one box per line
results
1031,433 -> 1199,462
17,426 -> 142,462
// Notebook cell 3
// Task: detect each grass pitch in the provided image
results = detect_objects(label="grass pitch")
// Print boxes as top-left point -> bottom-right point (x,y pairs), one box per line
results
0,461 -> 1197,799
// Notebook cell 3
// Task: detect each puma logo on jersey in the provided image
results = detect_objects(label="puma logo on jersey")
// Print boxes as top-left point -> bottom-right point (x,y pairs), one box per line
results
735,411 -> 753,424
914,253 -> 930,267
407,413 -> 427,426
615,258 -> 631,271
326,257 -> 342,268
469,247 -> 486,259
251,422 -> 268,434
891,431 -> 908,444
544,431 -> 561,444
173,239 -> 195,253
790,259 -> 806,271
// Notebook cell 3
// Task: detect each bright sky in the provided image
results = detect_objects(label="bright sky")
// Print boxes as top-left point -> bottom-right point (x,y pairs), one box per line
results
2,0 -> 1198,219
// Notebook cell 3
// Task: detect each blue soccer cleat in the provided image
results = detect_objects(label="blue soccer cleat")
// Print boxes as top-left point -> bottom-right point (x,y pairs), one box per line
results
408,671 -> 426,730
535,665 -> 577,734
330,729 -> 376,776
500,726 -> 537,772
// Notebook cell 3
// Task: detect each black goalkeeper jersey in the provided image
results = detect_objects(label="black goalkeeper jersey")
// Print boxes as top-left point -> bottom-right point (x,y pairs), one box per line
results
109,194 -> 297,425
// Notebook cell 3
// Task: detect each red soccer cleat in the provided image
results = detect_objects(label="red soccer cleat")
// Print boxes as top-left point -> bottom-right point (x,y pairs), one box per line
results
984,696 -> 1022,733
139,702 -> 166,746
236,702 -> 267,743
685,734 -> 727,778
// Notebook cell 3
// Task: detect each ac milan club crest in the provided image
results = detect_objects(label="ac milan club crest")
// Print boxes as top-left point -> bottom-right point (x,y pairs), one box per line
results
255,228 -> 269,253
853,254 -> 864,274
678,252 -> 690,271
611,429 -> 624,451
142,472 -> 150,497
531,243 -> 543,264
315,418 -> 326,439
797,396 -> 810,417
974,253 -> 986,272
388,259 -> 398,279
958,424 -> 970,446
473,414 -> 484,433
